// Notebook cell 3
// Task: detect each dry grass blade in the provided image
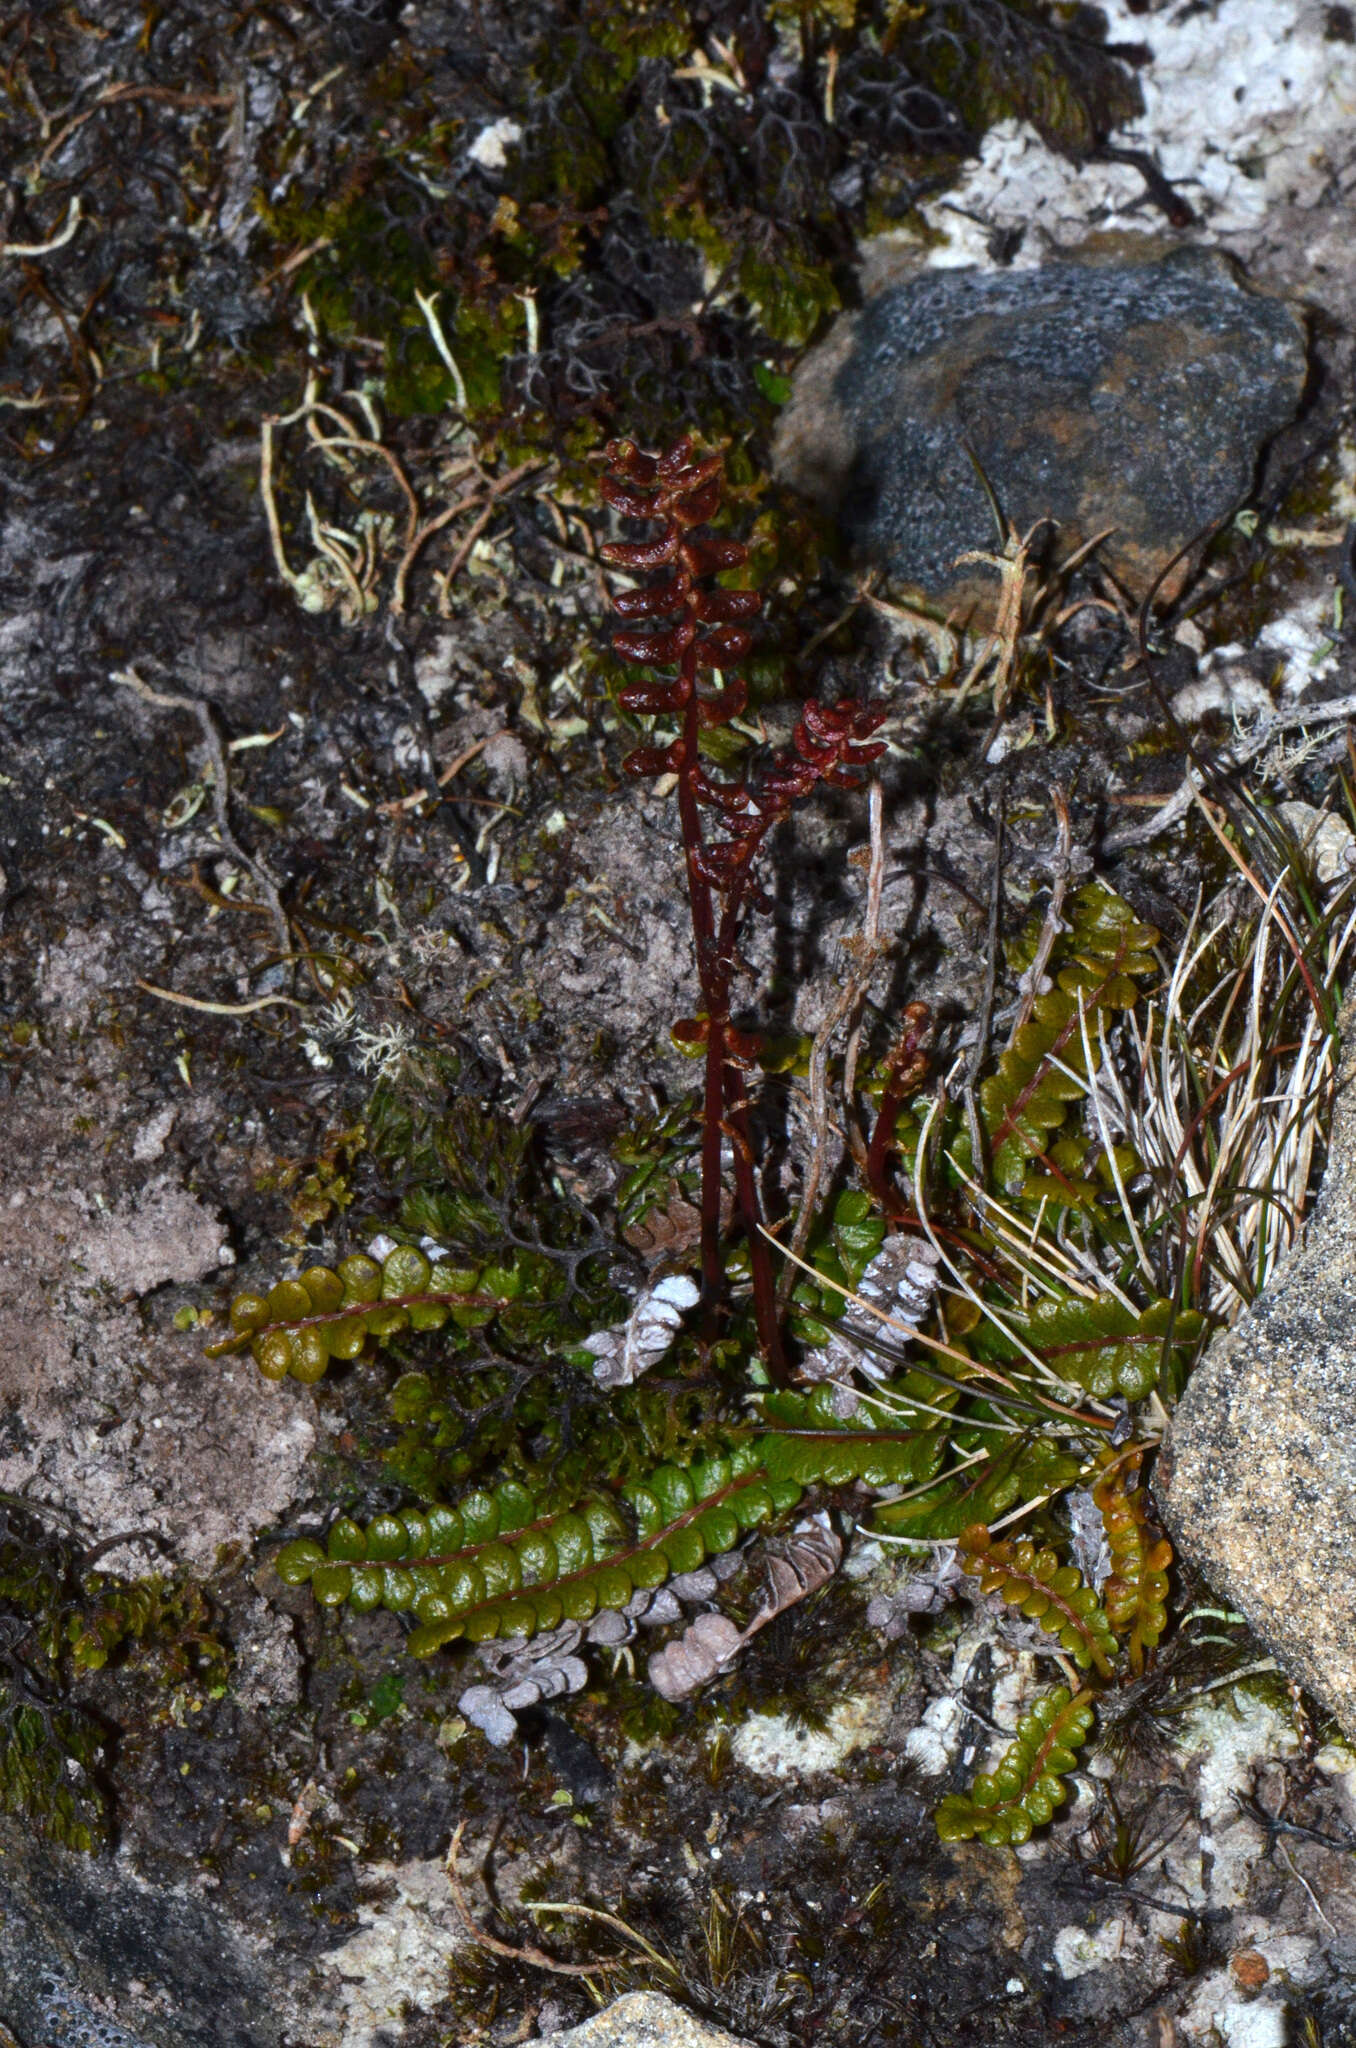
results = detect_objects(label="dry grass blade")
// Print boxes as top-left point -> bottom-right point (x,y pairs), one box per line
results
1081,837 -> 1356,1327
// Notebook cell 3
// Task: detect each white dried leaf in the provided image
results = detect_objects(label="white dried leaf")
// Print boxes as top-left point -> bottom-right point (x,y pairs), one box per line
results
458,1623 -> 589,1746
582,1272 -> 700,1389
800,1236 -> 941,1407
645,1517 -> 841,1702
638,1588 -> 684,1628
586,1588 -> 653,1647
744,1514 -> 842,1639
584,1609 -> 633,1648
666,1565 -> 720,1604
647,1612 -> 745,1702
458,1685 -> 521,1748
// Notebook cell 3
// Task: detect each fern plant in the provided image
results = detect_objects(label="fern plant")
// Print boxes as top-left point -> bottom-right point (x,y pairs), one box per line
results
601,433 -> 886,1374
209,434 -> 1356,1863
957,1525 -> 1118,1677
1091,1445 -> 1174,1674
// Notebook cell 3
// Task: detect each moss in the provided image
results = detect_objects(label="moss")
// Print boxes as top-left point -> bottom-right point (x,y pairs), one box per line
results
248,0 -> 1143,479
0,1500 -> 229,1851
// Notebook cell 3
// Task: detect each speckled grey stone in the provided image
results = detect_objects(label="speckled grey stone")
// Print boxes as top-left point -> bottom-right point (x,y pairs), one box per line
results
1159,1006 -> 1356,1736
538,1994 -> 754,2048
775,246 -> 1307,611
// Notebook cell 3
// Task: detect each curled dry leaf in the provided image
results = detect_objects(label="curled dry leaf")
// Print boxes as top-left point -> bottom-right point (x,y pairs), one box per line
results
458,1622 -> 590,1747
585,1556 -> 743,1648
581,1271 -> 700,1389
623,1188 -> 705,1257
1066,1487 -> 1112,1594
648,1612 -> 745,1702
745,1513 -> 843,1636
646,1514 -> 843,1702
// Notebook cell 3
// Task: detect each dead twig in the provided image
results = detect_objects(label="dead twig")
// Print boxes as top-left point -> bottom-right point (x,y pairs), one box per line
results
434,460 -> 546,615
375,732 -> 496,815
445,1821 -> 627,1979
114,667 -> 294,986
389,465 -> 483,614
966,796 -> 1006,1088
0,196 -> 82,260
136,981 -> 303,1017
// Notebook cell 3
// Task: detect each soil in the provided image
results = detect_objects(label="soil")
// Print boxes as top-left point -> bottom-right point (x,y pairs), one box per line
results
4,4 -> 1356,2047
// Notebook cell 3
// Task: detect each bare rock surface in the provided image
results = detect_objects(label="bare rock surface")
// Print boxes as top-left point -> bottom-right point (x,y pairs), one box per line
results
0,1092 -> 314,1575
538,1995 -> 755,2048
776,246 -> 1306,610
1160,1007 -> 1356,1737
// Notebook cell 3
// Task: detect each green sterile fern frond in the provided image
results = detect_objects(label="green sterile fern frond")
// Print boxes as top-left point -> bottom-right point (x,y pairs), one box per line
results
758,1384 -> 948,1488
975,884 -> 1160,1193
275,1448 -> 801,1653
211,1246 -> 503,1383
216,1091 -> 631,1390
970,1291 -> 1205,1401
871,1431 -> 1082,1543
1092,1445 -> 1174,1673
934,1684 -> 1097,1846
788,1190 -> 888,1347
958,1524 -> 1117,1676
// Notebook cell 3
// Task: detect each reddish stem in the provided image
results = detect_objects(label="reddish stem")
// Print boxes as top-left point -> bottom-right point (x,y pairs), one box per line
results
865,1004 -> 933,1217
600,435 -> 884,1386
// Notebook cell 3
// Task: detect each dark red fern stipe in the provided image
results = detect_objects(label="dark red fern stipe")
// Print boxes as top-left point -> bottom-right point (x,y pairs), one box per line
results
600,435 -> 887,1380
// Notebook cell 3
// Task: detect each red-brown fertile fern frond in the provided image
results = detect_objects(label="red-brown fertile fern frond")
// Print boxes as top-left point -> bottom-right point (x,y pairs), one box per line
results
600,435 -> 886,1377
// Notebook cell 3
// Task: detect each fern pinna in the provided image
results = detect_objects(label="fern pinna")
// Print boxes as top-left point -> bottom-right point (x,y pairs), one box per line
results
1091,1445 -> 1174,1672
958,1525 -> 1117,1677
935,1685 -> 1098,1846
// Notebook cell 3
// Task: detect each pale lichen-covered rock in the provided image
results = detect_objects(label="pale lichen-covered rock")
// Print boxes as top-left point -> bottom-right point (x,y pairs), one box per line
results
1159,1005 -> 1356,1737
538,1992 -> 756,2048
775,245 -> 1307,613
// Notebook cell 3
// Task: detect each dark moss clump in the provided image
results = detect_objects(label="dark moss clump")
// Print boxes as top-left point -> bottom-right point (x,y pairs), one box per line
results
257,0 -> 1144,446
0,1498 -> 228,1851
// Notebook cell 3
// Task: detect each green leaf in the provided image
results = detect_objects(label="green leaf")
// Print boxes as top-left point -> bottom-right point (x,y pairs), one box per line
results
972,1293 -> 1204,1401
872,1436 -> 1080,1542
935,1686 -> 1096,1846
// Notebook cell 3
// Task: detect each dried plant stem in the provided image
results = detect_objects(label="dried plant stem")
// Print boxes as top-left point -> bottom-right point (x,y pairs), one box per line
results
445,1822 -> 626,1979
114,667 -> 293,983
136,981 -> 303,1017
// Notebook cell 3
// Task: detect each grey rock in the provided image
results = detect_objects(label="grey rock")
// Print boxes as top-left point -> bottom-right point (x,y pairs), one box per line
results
538,1992 -> 755,2048
776,246 -> 1307,612
1159,1004 -> 1356,1737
